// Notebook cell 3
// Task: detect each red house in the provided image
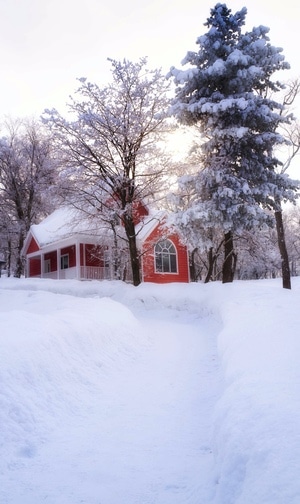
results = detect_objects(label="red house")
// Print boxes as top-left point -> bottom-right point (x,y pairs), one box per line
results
22,205 -> 190,284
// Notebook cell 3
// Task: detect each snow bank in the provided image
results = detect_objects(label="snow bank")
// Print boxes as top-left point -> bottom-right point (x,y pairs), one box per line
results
212,280 -> 300,504
0,286 -> 145,483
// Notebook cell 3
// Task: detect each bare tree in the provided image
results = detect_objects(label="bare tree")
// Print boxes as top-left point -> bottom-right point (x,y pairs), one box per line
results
274,79 -> 300,288
43,58 -> 171,285
0,119 -> 58,277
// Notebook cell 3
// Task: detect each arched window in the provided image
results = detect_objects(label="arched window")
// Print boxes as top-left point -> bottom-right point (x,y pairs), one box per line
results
155,239 -> 177,273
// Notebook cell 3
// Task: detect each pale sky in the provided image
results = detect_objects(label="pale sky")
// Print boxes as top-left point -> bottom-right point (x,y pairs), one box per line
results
1,0 -> 300,118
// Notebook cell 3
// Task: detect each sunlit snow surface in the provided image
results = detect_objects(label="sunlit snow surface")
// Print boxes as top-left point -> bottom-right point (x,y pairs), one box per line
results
0,277 -> 299,504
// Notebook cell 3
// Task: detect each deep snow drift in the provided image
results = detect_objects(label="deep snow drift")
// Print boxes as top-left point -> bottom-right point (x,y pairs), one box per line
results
0,277 -> 299,504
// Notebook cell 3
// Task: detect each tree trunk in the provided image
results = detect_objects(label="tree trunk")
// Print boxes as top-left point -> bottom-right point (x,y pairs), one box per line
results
189,248 -> 200,282
111,224 -> 121,280
204,246 -> 217,283
14,232 -> 25,278
275,209 -> 291,289
123,215 -> 141,286
222,230 -> 236,283
7,239 -> 11,277
189,250 -> 196,282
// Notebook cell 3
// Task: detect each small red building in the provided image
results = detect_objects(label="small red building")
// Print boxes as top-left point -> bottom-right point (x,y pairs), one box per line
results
139,217 -> 190,284
22,205 -> 190,284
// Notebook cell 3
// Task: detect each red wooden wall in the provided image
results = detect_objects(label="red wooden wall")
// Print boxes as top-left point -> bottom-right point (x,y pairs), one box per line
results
142,224 -> 189,284
80,244 -> 104,267
26,236 -> 40,254
60,245 -> 76,268
29,257 -> 41,277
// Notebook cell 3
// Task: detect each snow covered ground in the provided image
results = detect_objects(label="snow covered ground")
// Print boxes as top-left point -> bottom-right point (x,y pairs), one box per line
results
0,276 -> 299,504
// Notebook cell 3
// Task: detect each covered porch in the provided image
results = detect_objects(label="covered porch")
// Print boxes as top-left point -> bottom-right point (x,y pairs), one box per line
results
25,236 -> 111,280
25,235 -> 132,282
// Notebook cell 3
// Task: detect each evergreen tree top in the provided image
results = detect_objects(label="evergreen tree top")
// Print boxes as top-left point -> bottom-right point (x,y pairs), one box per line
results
169,3 -> 290,124
201,3 -> 247,43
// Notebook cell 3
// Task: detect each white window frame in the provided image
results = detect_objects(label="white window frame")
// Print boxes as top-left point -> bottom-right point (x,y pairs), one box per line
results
60,254 -> 69,270
154,239 -> 178,274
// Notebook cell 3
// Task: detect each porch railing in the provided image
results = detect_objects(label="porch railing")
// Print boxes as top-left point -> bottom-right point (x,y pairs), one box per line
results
43,267 -> 77,280
80,266 -> 110,280
37,265 -> 132,282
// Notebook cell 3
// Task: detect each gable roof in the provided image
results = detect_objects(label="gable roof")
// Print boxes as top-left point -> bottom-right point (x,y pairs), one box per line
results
135,210 -> 167,242
23,206 -> 109,255
30,207 -> 98,247
23,205 -> 167,255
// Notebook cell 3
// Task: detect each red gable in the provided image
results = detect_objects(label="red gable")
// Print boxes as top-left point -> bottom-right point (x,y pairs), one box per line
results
131,200 -> 149,225
26,235 -> 40,254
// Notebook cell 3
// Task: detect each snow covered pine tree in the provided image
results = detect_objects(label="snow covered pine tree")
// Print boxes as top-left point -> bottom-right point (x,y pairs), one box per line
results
169,3 -> 298,287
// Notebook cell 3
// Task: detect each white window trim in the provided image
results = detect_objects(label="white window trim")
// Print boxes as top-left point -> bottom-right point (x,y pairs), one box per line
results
60,254 -> 69,270
154,239 -> 178,274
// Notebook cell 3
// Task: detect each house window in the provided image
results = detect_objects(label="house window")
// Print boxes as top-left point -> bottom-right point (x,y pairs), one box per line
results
60,254 -> 69,270
155,239 -> 177,273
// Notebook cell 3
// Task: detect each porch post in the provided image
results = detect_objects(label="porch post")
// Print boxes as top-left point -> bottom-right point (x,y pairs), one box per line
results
57,249 -> 60,279
83,243 -> 87,279
76,241 -> 81,280
41,253 -> 44,278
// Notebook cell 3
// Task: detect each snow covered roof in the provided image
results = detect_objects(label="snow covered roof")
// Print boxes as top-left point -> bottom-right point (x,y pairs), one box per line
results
135,210 -> 167,243
27,206 -> 167,250
29,206 -> 109,247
